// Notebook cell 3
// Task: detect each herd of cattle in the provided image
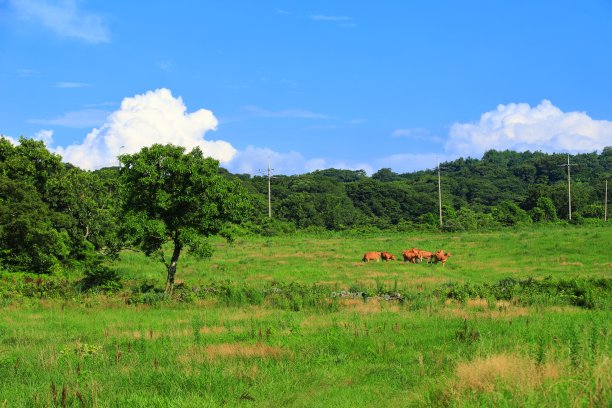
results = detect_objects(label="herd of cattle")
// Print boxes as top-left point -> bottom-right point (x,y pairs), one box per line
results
362,248 -> 452,266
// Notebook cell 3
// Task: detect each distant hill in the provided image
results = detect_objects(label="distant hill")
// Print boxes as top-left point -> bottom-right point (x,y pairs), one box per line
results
235,148 -> 612,231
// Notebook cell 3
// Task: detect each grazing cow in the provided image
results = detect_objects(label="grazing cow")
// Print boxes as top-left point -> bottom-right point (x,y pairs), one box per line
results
363,251 -> 382,262
402,248 -> 420,263
415,249 -> 435,264
432,250 -> 452,266
381,252 -> 396,262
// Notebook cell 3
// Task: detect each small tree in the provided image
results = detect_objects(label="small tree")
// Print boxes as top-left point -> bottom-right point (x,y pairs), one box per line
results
119,144 -> 251,294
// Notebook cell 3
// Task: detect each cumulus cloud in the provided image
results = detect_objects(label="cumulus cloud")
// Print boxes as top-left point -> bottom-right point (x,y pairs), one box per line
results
54,88 -> 236,170
448,100 -> 612,156
0,134 -> 19,145
33,129 -> 54,145
226,146 -> 373,176
226,146 -> 308,175
11,0 -> 110,43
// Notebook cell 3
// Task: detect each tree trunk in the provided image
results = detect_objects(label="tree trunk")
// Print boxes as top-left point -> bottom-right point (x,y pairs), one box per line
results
165,239 -> 182,295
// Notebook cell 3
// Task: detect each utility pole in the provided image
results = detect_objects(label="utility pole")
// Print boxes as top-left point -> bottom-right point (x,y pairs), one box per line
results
560,155 -> 574,221
437,157 -> 443,227
259,160 -> 274,218
267,160 -> 272,218
605,180 -> 608,222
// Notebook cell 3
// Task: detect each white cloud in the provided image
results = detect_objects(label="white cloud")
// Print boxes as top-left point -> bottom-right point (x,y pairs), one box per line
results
33,129 -> 53,145
11,0 -> 110,43
226,146 -> 307,175
447,100 -> 612,156
30,108 -> 109,128
0,134 -> 19,145
226,146 -> 373,176
54,88 -> 236,170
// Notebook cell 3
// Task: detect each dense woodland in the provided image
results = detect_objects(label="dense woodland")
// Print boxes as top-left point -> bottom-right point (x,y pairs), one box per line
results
0,136 -> 610,276
237,147 -> 611,232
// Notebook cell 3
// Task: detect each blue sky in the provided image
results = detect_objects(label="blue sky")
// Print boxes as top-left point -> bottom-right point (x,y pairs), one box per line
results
1,0 -> 611,174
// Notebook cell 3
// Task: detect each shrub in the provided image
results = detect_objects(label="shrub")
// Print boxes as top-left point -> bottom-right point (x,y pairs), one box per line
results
81,264 -> 122,293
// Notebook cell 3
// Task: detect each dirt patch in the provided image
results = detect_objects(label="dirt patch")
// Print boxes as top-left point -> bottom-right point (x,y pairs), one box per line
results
454,353 -> 561,394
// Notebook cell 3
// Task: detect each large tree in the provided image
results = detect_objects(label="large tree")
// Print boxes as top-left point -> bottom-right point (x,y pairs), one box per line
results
119,144 -> 251,293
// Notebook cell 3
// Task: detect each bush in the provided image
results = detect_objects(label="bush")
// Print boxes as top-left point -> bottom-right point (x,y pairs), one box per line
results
435,277 -> 611,310
81,264 -> 122,293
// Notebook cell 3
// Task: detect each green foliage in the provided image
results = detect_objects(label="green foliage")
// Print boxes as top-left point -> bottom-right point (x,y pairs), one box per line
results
119,144 -> 251,288
436,277 -> 611,310
239,148 -> 610,232
0,137 -> 120,274
80,261 -> 122,293
0,226 -> 610,406
0,176 -> 71,273
492,200 -> 532,226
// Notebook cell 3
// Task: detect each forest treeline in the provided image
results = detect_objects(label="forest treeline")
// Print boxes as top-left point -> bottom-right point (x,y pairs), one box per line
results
0,136 -> 610,276
237,147 -> 611,233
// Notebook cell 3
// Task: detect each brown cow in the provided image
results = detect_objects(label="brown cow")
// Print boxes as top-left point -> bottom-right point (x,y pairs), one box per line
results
381,252 -> 396,262
432,250 -> 452,266
415,249 -> 435,264
363,251 -> 382,262
402,248 -> 420,263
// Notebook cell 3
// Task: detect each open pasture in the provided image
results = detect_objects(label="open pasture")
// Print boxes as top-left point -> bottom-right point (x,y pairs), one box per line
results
1,225 -> 610,406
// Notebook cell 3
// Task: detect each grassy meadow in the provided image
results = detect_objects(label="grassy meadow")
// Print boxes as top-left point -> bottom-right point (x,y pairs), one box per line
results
1,224 -> 611,407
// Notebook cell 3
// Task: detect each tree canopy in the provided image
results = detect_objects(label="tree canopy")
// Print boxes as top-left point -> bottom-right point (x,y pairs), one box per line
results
119,144 -> 251,293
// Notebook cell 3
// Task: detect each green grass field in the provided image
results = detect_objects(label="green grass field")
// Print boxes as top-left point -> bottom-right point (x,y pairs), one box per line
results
1,224 -> 610,407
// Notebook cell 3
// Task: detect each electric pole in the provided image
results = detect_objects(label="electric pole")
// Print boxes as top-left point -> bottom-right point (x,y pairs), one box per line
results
258,160 -> 274,218
560,155 -> 574,221
437,158 -> 443,226
605,180 -> 608,222
267,160 -> 272,218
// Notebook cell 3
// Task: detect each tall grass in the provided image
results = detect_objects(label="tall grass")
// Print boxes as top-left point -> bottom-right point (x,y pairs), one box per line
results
0,224 -> 610,406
